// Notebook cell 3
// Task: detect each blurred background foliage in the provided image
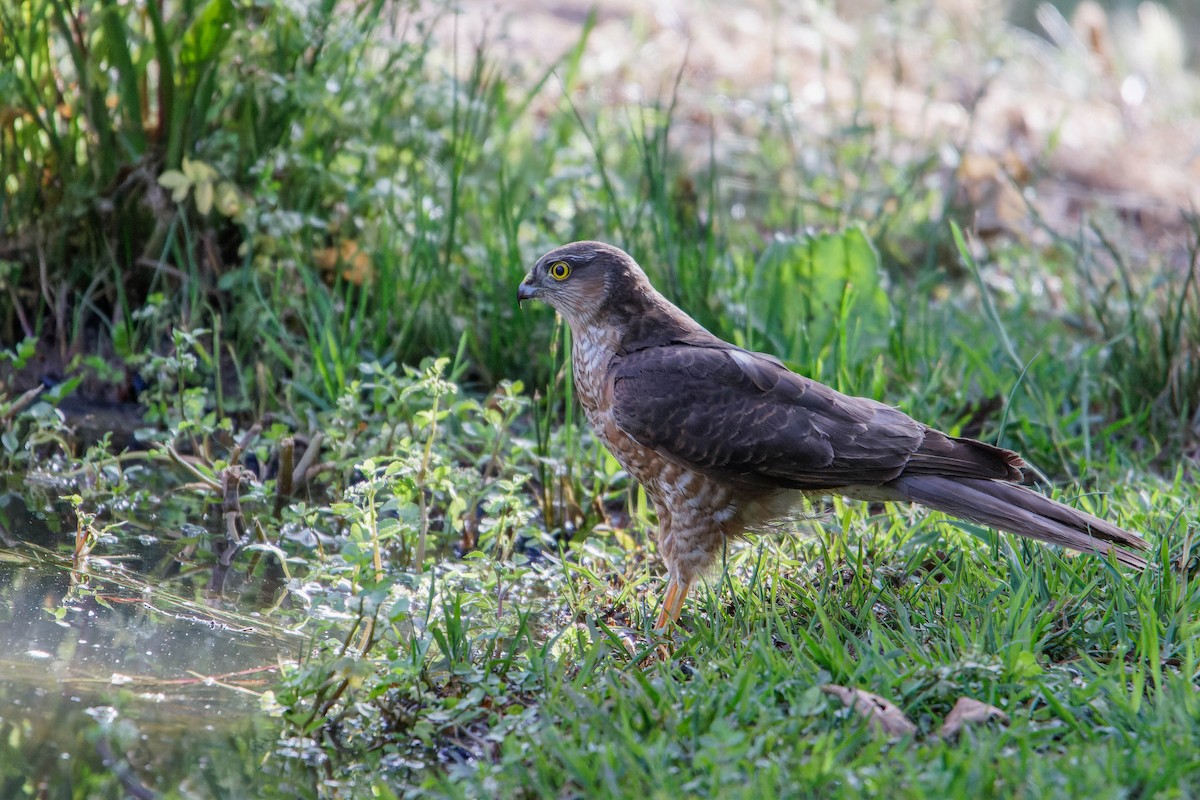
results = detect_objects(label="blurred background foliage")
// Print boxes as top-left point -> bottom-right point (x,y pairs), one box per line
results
0,0 -> 1197,465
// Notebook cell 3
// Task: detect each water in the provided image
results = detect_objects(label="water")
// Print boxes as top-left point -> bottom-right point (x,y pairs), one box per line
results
0,493 -> 318,799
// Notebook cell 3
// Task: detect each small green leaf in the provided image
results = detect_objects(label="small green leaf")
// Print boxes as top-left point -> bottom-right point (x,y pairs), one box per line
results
159,170 -> 192,202
195,180 -> 214,215
214,181 -> 240,216
182,156 -> 217,183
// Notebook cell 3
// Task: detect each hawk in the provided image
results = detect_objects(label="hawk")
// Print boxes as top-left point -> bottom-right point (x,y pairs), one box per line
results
517,241 -> 1149,629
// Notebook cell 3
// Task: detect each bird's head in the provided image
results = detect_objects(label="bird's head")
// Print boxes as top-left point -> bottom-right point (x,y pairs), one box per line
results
518,241 -> 647,326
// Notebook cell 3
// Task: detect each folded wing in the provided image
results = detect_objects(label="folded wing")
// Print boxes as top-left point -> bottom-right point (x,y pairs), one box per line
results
610,344 -> 931,490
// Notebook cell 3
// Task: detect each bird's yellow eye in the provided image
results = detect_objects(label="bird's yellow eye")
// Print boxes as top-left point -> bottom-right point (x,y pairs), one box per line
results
549,261 -> 571,281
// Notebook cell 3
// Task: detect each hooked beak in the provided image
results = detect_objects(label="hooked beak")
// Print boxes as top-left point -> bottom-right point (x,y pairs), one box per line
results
517,273 -> 540,305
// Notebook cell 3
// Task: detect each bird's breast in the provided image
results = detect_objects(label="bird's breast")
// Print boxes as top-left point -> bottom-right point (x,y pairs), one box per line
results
570,325 -> 619,420
569,328 -> 660,486
569,323 -> 782,542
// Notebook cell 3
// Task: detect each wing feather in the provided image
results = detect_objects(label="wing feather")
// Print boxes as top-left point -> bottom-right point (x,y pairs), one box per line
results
610,345 -> 926,490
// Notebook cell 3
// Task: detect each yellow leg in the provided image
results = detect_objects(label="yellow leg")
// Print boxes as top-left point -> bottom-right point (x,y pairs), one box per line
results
653,577 -> 692,631
654,581 -> 678,631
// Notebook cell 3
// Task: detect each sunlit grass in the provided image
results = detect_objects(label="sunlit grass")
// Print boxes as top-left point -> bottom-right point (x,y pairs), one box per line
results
2,0 -> 1199,797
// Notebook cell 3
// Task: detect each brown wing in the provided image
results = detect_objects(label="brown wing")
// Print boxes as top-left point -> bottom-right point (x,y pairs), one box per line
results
610,344 -> 1024,491
902,428 -> 1025,481
609,344 -> 926,490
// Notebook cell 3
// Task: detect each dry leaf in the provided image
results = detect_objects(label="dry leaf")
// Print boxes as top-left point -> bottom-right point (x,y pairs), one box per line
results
312,239 -> 373,285
340,247 -> 373,286
957,151 -> 1029,236
312,246 -> 339,272
821,684 -> 917,737
939,697 -> 1010,740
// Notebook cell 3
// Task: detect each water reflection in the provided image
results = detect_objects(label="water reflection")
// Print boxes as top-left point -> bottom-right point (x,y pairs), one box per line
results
0,516 -> 316,798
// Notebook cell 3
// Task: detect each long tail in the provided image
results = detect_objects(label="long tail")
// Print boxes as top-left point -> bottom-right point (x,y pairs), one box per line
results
887,475 -> 1149,569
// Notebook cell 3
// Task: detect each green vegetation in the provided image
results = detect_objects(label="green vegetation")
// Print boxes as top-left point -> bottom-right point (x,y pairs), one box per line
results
1,0 -> 1198,797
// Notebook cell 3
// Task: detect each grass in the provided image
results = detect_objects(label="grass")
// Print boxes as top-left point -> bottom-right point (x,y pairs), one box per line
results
265,454 -> 1194,798
257,335 -> 1193,798
2,0 -> 1200,797
435,525 -> 1198,800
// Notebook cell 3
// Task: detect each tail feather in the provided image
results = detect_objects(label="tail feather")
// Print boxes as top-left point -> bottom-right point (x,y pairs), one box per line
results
888,475 -> 1149,570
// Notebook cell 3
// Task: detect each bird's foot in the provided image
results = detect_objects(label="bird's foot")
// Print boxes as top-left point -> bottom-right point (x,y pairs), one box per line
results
647,577 -> 692,661
653,577 -> 691,631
